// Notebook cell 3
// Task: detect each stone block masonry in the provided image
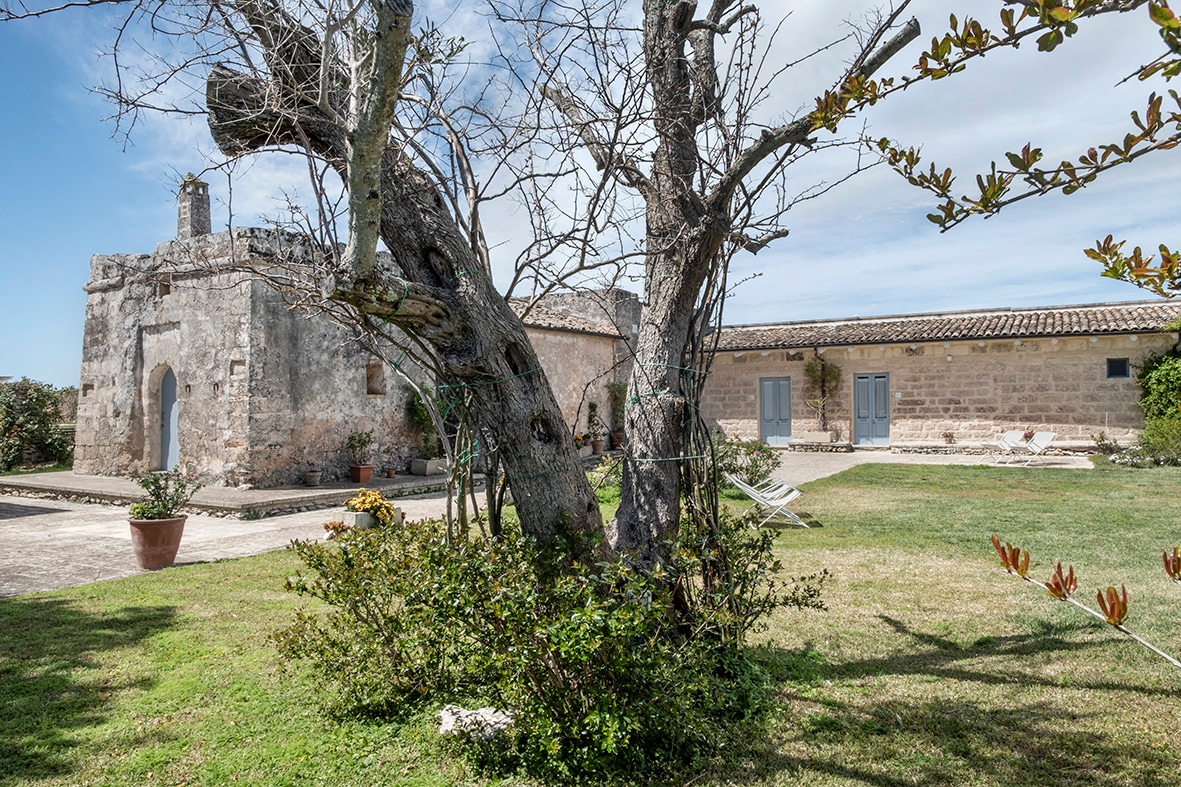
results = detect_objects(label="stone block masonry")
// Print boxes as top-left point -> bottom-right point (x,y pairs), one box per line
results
702,332 -> 1170,447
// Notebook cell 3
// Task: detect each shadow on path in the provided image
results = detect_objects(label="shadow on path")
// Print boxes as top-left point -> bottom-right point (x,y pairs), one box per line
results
0,502 -> 69,520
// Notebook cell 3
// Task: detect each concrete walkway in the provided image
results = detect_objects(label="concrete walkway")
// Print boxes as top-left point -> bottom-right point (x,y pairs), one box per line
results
0,450 -> 1092,597
0,473 -> 455,598
769,447 -> 1092,486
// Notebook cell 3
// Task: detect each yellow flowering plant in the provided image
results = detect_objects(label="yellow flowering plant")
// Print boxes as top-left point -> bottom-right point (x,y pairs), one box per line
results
344,488 -> 397,526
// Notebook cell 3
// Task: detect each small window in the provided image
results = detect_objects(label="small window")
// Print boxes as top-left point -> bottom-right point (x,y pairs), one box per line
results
81,383 -> 94,397
366,363 -> 386,395
1107,358 -> 1130,378
158,274 -> 172,297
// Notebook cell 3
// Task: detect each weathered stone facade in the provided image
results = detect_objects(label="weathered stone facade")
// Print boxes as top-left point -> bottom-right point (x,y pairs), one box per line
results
515,290 -> 640,436
703,302 -> 1181,449
75,227 -> 422,487
75,177 -> 639,486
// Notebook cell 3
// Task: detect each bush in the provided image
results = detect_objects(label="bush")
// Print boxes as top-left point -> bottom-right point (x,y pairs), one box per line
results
277,511 -> 826,781
714,436 -> 782,486
1112,417 -> 1181,467
1136,351 -> 1181,421
0,378 -> 73,471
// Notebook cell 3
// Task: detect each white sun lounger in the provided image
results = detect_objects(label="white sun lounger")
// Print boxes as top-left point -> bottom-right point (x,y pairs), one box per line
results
981,430 -> 1026,463
1011,431 -> 1056,466
724,472 -> 809,528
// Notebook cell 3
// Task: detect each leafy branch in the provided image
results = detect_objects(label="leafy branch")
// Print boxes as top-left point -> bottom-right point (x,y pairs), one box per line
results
877,2 -> 1181,295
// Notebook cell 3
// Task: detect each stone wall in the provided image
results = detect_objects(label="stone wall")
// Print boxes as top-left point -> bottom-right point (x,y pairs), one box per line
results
701,333 -> 1172,446
526,327 -> 618,437
527,288 -> 641,384
75,230 -> 419,487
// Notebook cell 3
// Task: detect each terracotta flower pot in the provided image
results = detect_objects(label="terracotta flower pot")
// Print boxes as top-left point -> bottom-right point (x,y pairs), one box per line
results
349,464 -> 374,483
128,515 -> 187,570
590,438 -> 606,454
304,470 -> 322,486
386,468 -> 397,478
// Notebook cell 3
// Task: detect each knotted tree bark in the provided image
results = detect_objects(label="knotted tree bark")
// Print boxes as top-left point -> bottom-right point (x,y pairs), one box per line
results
205,2 -> 600,551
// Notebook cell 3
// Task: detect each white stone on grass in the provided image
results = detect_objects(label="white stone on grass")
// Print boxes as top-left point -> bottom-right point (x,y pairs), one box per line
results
437,705 -> 514,741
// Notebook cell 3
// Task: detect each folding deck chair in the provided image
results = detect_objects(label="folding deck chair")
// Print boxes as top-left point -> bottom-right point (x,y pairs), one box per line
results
980,430 -> 1026,463
1011,431 -> 1056,466
724,472 -> 809,528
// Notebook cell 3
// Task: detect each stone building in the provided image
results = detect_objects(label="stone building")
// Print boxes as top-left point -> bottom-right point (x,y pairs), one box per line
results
702,301 -> 1181,449
512,290 -> 640,437
74,175 -> 638,486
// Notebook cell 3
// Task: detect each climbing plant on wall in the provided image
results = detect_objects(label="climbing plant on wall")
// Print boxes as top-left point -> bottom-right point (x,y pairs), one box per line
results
803,356 -> 842,432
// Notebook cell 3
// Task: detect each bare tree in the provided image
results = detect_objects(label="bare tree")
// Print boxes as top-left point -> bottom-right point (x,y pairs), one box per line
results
2,0 -> 1172,569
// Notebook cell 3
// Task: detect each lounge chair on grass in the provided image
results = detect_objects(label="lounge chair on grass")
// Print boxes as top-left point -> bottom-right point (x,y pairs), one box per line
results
724,472 -> 809,528
1011,431 -> 1056,466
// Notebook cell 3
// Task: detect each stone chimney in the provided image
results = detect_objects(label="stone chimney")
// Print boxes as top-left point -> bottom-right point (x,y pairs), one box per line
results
177,173 -> 211,240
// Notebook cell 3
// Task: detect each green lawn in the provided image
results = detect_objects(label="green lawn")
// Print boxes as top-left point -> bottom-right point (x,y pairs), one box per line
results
2,462 -> 1179,786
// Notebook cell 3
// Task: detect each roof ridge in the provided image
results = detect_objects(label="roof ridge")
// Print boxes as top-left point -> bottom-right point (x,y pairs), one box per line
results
723,299 -> 1171,331
717,300 -> 1181,352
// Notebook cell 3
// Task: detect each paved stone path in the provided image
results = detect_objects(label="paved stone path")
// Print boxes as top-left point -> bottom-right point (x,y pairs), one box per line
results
0,450 -> 1091,597
0,482 -> 454,598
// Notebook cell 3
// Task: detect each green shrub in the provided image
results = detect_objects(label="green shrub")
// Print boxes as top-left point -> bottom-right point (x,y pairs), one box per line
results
714,436 -> 782,486
277,510 -> 826,781
1136,351 -> 1181,421
0,378 -> 73,471
1112,417 -> 1181,467
127,469 -> 201,519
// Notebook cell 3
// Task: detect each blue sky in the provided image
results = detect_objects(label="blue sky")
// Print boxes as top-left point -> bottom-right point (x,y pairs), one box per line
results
1,2 -> 1177,389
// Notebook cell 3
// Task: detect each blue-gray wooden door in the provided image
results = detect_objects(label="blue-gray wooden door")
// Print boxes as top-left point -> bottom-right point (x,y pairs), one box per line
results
160,368 -> 179,470
759,377 -> 792,446
854,373 -> 890,445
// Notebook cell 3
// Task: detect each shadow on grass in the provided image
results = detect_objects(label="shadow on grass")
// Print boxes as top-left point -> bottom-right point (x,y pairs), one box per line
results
0,596 -> 177,781
718,694 -> 1179,787
700,619 -> 1179,787
862,615 -> 1181,698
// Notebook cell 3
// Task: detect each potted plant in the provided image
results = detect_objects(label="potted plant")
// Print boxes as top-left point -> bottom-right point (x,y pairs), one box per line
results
587,402 -> 607,454
127,468 -> 201,570
410,432 -> 446,476
304,468 -> 322,486
346,430 -> 374,483
342,488 -> 401,529
606,381 -> 627,449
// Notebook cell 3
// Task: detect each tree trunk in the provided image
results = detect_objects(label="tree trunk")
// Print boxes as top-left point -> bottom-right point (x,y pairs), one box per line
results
606,1 -> 729,568
206,57 -> 600,550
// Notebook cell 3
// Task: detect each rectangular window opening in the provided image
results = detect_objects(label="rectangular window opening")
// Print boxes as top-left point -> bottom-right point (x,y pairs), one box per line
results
158,274 -> 172,297
1106,358 -> 1130,379
366,363 -> 386,395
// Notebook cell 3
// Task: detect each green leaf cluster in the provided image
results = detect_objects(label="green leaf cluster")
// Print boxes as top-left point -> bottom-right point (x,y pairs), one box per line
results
0,377 -> 73,471
127,468 -> 201,520
1136,350 -> 1181,420
277,507 -> 825,780
712,435 -> 782,487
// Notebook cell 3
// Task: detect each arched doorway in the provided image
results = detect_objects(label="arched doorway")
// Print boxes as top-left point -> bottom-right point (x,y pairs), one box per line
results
160,367 -> 179,470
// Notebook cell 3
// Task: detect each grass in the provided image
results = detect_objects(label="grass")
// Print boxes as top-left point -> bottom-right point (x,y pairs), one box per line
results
0,461 -> 73,477
2,461 -> 1180,785
713,461 -> 1181,786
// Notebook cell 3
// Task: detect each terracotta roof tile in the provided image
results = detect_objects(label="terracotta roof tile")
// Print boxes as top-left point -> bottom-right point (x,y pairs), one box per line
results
717,301 -> 1181,351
